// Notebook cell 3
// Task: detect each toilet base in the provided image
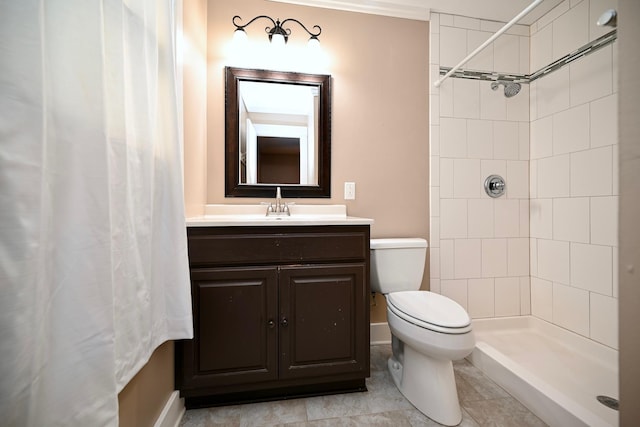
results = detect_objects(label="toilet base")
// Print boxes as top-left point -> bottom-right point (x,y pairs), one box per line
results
388,345 -> 462,426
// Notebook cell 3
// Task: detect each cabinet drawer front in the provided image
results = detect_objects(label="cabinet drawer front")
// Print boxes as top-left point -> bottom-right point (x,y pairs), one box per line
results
188,226 -> 369,267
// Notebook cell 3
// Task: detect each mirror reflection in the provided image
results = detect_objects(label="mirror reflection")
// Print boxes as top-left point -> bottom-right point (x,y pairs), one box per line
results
238,81 -> 319,185
225,67 -> 331,198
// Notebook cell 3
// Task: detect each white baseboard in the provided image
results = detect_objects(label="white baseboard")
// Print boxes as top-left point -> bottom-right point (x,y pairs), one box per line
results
370,322 -> 392,345
154,390 -> 185,427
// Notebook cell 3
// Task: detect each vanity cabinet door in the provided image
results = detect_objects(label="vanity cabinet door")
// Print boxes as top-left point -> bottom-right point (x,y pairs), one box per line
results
278,264 -> 368,380
178,267 -> 279,390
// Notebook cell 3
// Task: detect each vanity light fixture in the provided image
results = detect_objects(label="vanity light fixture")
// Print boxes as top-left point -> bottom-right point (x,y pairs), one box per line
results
232,15 -> 321,47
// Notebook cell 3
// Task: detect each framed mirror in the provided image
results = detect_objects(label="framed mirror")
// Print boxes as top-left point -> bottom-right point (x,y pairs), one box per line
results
225,66 -> 331,198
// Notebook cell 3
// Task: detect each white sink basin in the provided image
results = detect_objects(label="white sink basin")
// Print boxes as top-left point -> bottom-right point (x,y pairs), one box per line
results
187,204 -> 373,227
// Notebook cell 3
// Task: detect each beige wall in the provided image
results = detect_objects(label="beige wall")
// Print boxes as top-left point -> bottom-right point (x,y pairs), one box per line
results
118,342 -> 174,427
204,0 -> 430,320
205,1 -> 430,234
618,0 -> 640,423
183,0 -> 209,217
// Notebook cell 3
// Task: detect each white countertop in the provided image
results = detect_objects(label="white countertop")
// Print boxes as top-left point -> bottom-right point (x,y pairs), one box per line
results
186,216 -> 374,227
186,204 -> 374,227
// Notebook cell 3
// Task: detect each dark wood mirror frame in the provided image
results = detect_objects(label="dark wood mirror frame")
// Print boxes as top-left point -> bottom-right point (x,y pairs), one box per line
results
225,66 -> 332,198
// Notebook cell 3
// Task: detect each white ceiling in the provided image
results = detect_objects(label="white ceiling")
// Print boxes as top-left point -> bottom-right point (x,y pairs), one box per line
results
268,0 -> 565,25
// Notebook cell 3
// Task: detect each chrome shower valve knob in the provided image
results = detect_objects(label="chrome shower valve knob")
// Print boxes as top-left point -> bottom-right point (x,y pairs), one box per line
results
484,175 -> 506,198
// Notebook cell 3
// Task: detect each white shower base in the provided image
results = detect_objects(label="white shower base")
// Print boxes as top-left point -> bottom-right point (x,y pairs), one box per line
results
468,316 -> 618,427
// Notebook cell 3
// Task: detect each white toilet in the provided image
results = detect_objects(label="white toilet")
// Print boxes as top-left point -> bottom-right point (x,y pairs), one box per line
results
370,238 -> 475,426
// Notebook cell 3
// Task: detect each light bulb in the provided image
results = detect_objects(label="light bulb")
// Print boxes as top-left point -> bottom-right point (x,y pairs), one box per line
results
233,29 -> 248,45
307,37 -> 320,50
271,33 -> 286,49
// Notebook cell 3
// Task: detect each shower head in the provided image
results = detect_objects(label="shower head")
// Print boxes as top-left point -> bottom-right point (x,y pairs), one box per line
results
491,80 -> 522,98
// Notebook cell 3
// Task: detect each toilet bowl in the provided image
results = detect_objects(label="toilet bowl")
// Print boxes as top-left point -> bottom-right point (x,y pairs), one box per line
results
370,238 -> 475,426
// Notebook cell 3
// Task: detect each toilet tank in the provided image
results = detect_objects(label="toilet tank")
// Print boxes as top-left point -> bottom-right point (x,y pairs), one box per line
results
370,238 -> 428,294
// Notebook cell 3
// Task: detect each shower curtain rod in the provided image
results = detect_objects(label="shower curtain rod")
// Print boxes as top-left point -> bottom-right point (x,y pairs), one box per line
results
433,0 -> 544,88
436,28 -> 617,84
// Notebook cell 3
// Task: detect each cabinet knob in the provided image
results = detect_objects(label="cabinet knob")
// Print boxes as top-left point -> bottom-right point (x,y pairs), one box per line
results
280,317 -> 288,327
268,319 -> 275,328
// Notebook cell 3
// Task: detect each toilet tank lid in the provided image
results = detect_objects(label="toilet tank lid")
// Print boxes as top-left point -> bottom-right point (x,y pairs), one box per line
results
370,238 -> 428,249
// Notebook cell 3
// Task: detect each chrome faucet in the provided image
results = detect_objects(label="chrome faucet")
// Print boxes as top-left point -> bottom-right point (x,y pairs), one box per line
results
266,187 -> 290,216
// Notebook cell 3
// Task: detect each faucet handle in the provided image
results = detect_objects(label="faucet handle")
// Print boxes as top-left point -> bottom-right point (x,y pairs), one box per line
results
262,202 -> 275,214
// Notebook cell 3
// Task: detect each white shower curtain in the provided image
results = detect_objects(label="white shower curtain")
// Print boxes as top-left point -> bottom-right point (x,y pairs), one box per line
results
0,1 -> 193,426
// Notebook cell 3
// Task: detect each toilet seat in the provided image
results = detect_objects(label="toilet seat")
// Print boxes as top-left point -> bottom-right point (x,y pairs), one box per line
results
387,291 -> 472,334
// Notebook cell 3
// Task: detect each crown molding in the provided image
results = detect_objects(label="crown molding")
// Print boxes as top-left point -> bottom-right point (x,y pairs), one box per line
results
266,0 -> 566,25
267,0 -> 430,21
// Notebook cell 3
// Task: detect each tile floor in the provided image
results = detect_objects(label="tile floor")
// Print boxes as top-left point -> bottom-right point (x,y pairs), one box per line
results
180,344 -> 547,427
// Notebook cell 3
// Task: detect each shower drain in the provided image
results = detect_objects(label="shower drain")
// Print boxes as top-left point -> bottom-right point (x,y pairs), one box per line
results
597,395 -> 619,411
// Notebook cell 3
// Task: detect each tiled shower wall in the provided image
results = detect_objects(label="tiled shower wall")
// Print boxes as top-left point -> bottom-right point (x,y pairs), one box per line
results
529,0 -> 619,349
429,0 -> 619,350
429,13 -> 532,318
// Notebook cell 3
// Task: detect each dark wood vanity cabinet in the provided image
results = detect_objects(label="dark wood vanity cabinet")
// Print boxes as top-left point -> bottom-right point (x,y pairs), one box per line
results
175,225 -> 370,408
